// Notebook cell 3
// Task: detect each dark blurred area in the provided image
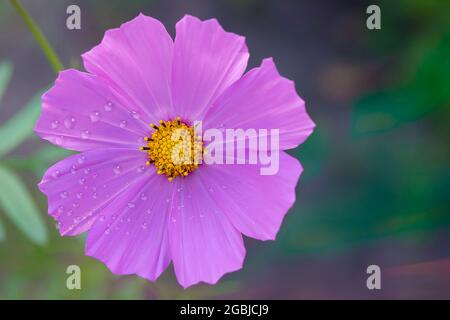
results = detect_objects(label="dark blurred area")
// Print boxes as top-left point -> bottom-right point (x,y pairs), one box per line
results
0,0 -> 449,299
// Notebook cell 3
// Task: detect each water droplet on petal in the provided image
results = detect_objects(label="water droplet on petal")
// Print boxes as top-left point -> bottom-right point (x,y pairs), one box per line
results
104,101 -> 113,111
113,165 -> 122,174
99,215 -> 105,222
130,111 -> 140,119
78,156 -> 86,164
89,111 -> 101,122
127,202 -> 135,208
92,192 -> 98,199
60,191 -> 68,199
51,170 -> 60,179
119,120 -> 127,128
55,136 -> 65,145
81,130 -> 91,139
57,206 -> 64,214
51,120 -> 60,129
78,178 -> 86,185
140,193 -> 147,201
64,116 -> 76,129
141,222 -> 148,229
76,192 -> 83,199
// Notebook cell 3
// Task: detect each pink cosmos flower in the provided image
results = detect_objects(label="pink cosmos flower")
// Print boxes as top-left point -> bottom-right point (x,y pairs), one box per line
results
35,14 -> 315,288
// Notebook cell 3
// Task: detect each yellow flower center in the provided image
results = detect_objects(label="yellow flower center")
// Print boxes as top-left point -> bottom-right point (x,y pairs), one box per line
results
140,117 -> 203,181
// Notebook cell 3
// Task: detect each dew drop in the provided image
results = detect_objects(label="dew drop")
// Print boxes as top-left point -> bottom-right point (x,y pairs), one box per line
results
77,156 -> 86,164
51,120 -> 60,129
64,116 -> 76,129
55,136 -> 65,145
57,206 -> 64,214
104,101 -> 114,111
92,192 -> 98,199
81,130 -> 91,139
99,215 -> 105,222
83,168 -> 91,175
89,111 -> 101,123
51,170 -> 60,179
140,193 -> 148,201
60,191 -> 68,199
130,111 -> 140,119
127,202 -> 135,209
119,120 -> 127,128
78,178 -> 86,185
72,202 -> 80,208
113,165 -> 122,175
76,192 -> 83,199
141,222 -> 148,229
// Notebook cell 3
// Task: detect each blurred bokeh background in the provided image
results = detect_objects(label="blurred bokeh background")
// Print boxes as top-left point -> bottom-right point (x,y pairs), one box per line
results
0,0 -> 449,299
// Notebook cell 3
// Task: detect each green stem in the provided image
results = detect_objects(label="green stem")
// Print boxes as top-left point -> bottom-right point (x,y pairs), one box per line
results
10,0 -> 64,73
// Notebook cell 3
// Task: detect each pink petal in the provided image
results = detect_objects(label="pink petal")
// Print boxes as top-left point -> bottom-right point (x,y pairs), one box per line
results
39,148 -> 151,236
82,14 -> 173,122
199,152 -> 302,240
35,69 -> 149,151
171,15 -> 249,121
85,172 -> 172,281
203,58 -> 315,150
169,175 -> 245,288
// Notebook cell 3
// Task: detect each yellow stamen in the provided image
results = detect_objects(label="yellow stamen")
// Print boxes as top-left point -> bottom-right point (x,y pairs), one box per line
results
140,118 -> 203,181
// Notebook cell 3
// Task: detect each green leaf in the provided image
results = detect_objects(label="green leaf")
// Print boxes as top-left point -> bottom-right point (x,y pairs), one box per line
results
352,30 -> 450,136
0,60 -> 13,103
0,165 -> 48,245
0,89 -> 43,157
0,216 -> 6,241
32,144 -> 74,164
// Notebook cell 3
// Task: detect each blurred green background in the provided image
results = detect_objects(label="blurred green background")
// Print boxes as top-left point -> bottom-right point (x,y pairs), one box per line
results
0,0 -> 449,299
